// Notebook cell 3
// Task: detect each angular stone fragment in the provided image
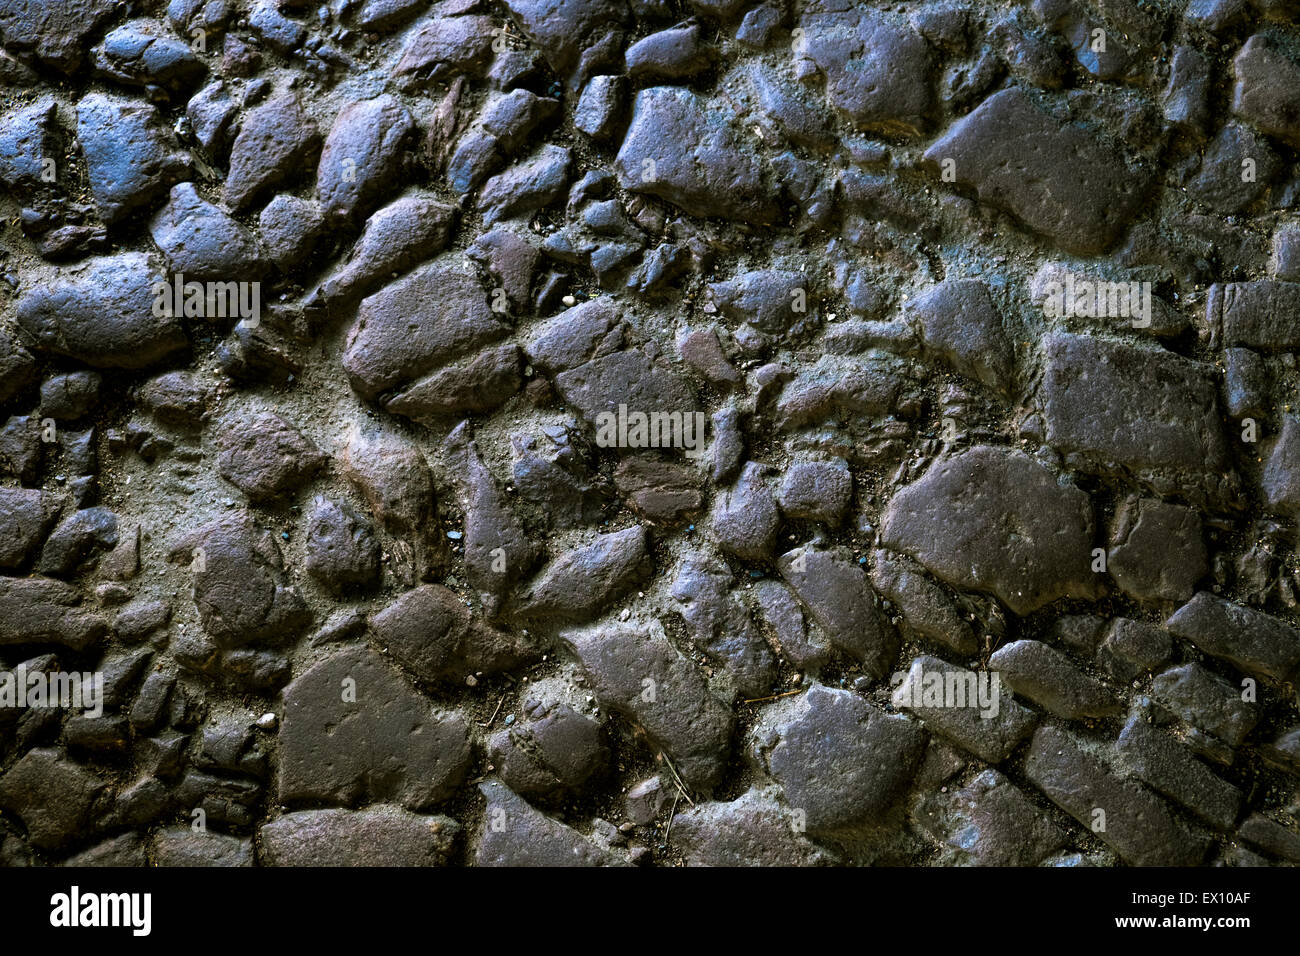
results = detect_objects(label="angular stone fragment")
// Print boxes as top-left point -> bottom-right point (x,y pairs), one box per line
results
1107,496 -> 1205,603
1031,333 -> 1234,507
1237,814 -> 1300,863
614,455 -> 702,523
214,409 -> 325,503
575,74 -> 625,140
881,446 -> 1097,616
710,462 -> 779,563
260,195 -> 325,273
989,639 -> 1120,720
76,93 -> 188,224
386,344 -> 522,422
1232,34 -> 1300,148
393,15 -> 495,85
0,486 -> 56,570
279,645 -> 473,810
16,253 -> 187,369
672,787 -> 835,866
552,348 -> 697,429
0,748 -> 106,850
615,86 -> 775,223
563,618 -> 733,790
0,0 -> 119,72
151,829 -> 253,867
475,781 -> 625,866
894,655 -> 1036,763
340,424 -> 439,581
499,0 -> 627,90
343,262 -> 507,400
489,698 -> 608,800
150,182 -> 266,283
774,354 -> 907,428
315,95 -> 415,224
1151,663 -> 1258,747
923,769 -> 1067,866
225,93 -> 320,211
1186,122 -> 1280,215
754,578 -> 829,671
479,144 -> 571,227
305,497 -> 380,593
323,193 -> 456,305
752,685 -> 925,835
178,513 -> 311,648
38,507 -> 118,577
710,269 -> 809,334
1205,280 -> 1300,350
903,279 -> 1012,393
1116,713 -> 1243,830
1098,618 -> 1172,682
796,8 -> 934,135
776,460 -> 851,525
260,807 -> 460,866
778,543 -> 897,678
370,584 -> 536,682
95,18 -> 206,92
1165,592 -> 1300,684
0,577 -> 107,650
1027,725 -> 1210,866
924,87 -> 1148,253
671,554 -> 777,699
869,551 -> 976,655
517,526 -> 651,622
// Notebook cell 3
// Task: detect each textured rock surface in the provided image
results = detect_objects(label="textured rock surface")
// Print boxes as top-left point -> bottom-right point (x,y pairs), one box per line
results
1,0 -> 1298,872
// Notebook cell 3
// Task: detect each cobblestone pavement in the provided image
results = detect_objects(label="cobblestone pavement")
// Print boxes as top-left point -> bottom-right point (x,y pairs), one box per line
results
1,0 -> 1299,868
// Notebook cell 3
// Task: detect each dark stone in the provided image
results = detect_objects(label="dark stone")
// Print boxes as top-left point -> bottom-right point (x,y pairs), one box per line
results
278,645 -> 473,810
1031,333 -> 1235,508
475,780 -> 625,865
777,459 -> 852,525
751,684 -> 926,835
1151,662 -> 1259,747
881,445 -> 1097,616
924,769 -> 1067,866
626,24 -> 711,81
563,618 -> 733,790
1116,712 -> 1243,830
150,182 -> 266,281
225,93 -> 321,211
1232,34 -> 1300,148
315,95 -> 415,225
989,639 -> 1120,719
1186,123 -> 1280,215
1099,618 -> 1172,682
323,193 -> 456,305
924,87 -> 1148,253
16,253 -> 187,369
671,554 -> 777,699
38,507 -> 118,577
1025,725 -> 1209,866
778,543 -> 897,677
894,655 -> 1037,763
151,828 -> 253,866
261,807 -> 460,866
614,454 -> 703,522
0,577 -> 107,650
673,787 -> 834,866
1165,591 -> 1300,684
711,462 -> 780,563
0,487 -> 55,570
489,698 -> 608,800
796,8 -> 934,135
0,748 -> 106,850
76,93 -> 188,224
305,497 -> 380,593
517,526 -> 651,622
710,269 -> 810,334
369,584 -> 536,682
615,86 -> 776,223
394,15 -> 496,85
214,408 -> 326,503
1107,496 -> 1206,603
903,279 -> 1013,394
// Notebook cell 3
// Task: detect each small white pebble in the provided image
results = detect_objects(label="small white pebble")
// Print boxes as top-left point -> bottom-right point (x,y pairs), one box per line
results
561,294 -> 576,306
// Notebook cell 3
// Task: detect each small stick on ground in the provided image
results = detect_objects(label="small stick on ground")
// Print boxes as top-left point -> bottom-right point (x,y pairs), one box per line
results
660,753 -> 696,807
478,694 -> 506,728
664,791 -> 681,844
742,688 -> 805,705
